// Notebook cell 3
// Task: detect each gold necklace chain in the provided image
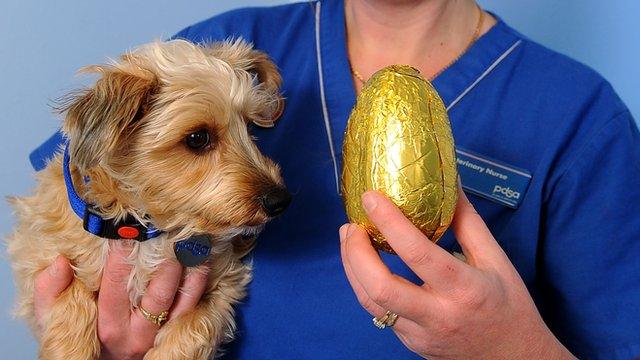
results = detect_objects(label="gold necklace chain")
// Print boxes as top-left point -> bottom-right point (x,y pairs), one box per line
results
350,6 -> 485,84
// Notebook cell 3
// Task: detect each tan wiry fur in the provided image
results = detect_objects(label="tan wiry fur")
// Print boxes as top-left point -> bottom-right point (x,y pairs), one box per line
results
7,39 -> 286,359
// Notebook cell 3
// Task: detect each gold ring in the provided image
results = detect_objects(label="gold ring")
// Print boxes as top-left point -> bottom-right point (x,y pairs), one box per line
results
373,310 -> 399,329
138,306 -> 169,326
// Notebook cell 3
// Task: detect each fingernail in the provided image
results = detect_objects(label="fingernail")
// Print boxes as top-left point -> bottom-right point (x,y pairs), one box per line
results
346,224 -> 355,237
338,224 -> 349,241
339,224 -> 357,242
339,224 -> 349,242
362,192 -> 378,213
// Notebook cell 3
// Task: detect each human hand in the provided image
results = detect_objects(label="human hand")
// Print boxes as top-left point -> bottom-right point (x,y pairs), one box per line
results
34,241 -> 210,360
339,187 -> 575,359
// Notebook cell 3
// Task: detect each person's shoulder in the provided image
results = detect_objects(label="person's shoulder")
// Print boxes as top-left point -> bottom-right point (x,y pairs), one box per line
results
173,1 -> 316,44
489,20 -> 635,182
498,20 -> 628,121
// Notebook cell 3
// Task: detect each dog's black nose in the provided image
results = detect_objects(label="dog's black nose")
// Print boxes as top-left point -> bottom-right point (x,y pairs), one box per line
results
260,188 -> 292,217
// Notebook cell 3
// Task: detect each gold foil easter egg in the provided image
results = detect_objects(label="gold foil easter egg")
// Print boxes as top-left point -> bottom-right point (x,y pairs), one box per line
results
341,65 -> 458,253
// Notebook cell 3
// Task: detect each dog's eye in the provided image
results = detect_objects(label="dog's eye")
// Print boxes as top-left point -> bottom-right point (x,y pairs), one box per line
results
185,129 -> 211,151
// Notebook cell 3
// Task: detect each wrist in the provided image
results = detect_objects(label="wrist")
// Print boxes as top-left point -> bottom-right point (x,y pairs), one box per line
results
509,324 -> 575,360
538,332 -> 576,360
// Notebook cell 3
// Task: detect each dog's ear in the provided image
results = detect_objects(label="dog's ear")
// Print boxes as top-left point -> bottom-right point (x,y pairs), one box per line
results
206,40 -> 284,128
244,49 -> 284,128
61,65 -> 157,170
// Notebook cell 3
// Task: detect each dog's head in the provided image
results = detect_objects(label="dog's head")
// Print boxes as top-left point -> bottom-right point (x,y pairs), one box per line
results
61,39 -> 289,240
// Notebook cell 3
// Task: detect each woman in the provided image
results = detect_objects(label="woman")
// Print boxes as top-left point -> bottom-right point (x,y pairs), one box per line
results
31,0 -> 640,358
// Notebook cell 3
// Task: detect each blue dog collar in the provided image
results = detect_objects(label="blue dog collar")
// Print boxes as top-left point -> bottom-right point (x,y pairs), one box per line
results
63,144 -> 162,241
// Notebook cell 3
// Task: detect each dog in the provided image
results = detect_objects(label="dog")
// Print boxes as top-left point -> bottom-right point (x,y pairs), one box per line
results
7,39 -> 290,359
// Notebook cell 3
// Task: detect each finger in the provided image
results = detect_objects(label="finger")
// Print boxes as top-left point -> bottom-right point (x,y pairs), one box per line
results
341,224 -> 419,316
132,259 -> 182,333
98,240 -> 135,330
452,183 -> 508,267
345,256 -> 425,337
340,224 -> 385,314
361,191 -> 470,290
34,255 -> 74,328
341,223 -> 441,322
339,228 -> 428,335
169,264 -> 210,320
393,323 -> 432,356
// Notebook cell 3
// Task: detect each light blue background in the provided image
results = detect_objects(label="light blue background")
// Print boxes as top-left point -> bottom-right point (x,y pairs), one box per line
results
1,1 -> 638,357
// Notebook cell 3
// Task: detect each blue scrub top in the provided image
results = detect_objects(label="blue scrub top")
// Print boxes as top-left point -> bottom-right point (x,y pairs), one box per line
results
30,1 -> 640,358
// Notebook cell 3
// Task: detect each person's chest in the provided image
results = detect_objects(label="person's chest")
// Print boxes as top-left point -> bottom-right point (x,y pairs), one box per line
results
213,8 -> 573,357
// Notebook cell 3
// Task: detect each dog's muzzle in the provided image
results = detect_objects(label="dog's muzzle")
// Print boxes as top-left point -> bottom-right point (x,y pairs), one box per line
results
260,187 -> 292,217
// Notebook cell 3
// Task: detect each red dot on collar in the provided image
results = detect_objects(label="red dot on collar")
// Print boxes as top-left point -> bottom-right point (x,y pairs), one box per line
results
117,226 -> 140,239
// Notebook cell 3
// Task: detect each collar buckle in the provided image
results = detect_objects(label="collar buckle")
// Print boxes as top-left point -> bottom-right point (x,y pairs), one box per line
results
83,206 -> 150,242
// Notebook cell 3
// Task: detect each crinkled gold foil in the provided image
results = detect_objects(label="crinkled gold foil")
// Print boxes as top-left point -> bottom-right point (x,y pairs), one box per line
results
341,65 -> 458,253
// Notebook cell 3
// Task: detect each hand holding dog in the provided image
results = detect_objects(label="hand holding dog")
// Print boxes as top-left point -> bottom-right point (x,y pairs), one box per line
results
34,241 -> 209,360
339,188 -> 576,359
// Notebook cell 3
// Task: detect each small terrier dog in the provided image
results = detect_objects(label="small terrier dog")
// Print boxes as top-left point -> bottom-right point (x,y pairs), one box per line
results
7,39 -> 290,359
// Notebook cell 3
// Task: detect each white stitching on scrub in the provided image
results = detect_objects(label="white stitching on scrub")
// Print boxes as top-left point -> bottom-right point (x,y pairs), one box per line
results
446,40 -> 523,111
315,1 -> 341,194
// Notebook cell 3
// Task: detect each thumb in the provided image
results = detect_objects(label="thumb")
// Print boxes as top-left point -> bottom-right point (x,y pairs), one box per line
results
34,255 -> 74,330
452,182 -> 507,267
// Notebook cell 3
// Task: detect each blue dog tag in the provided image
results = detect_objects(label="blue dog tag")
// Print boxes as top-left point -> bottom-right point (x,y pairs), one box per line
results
456,147 -> 532,209
174,235 -> 212,267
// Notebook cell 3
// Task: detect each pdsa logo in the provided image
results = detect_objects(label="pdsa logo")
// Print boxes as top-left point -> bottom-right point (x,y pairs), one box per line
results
493,185 -> 520,199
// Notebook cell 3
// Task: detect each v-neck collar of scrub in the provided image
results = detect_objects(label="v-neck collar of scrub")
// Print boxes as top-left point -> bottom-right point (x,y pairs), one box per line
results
315,0 -> 523,193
